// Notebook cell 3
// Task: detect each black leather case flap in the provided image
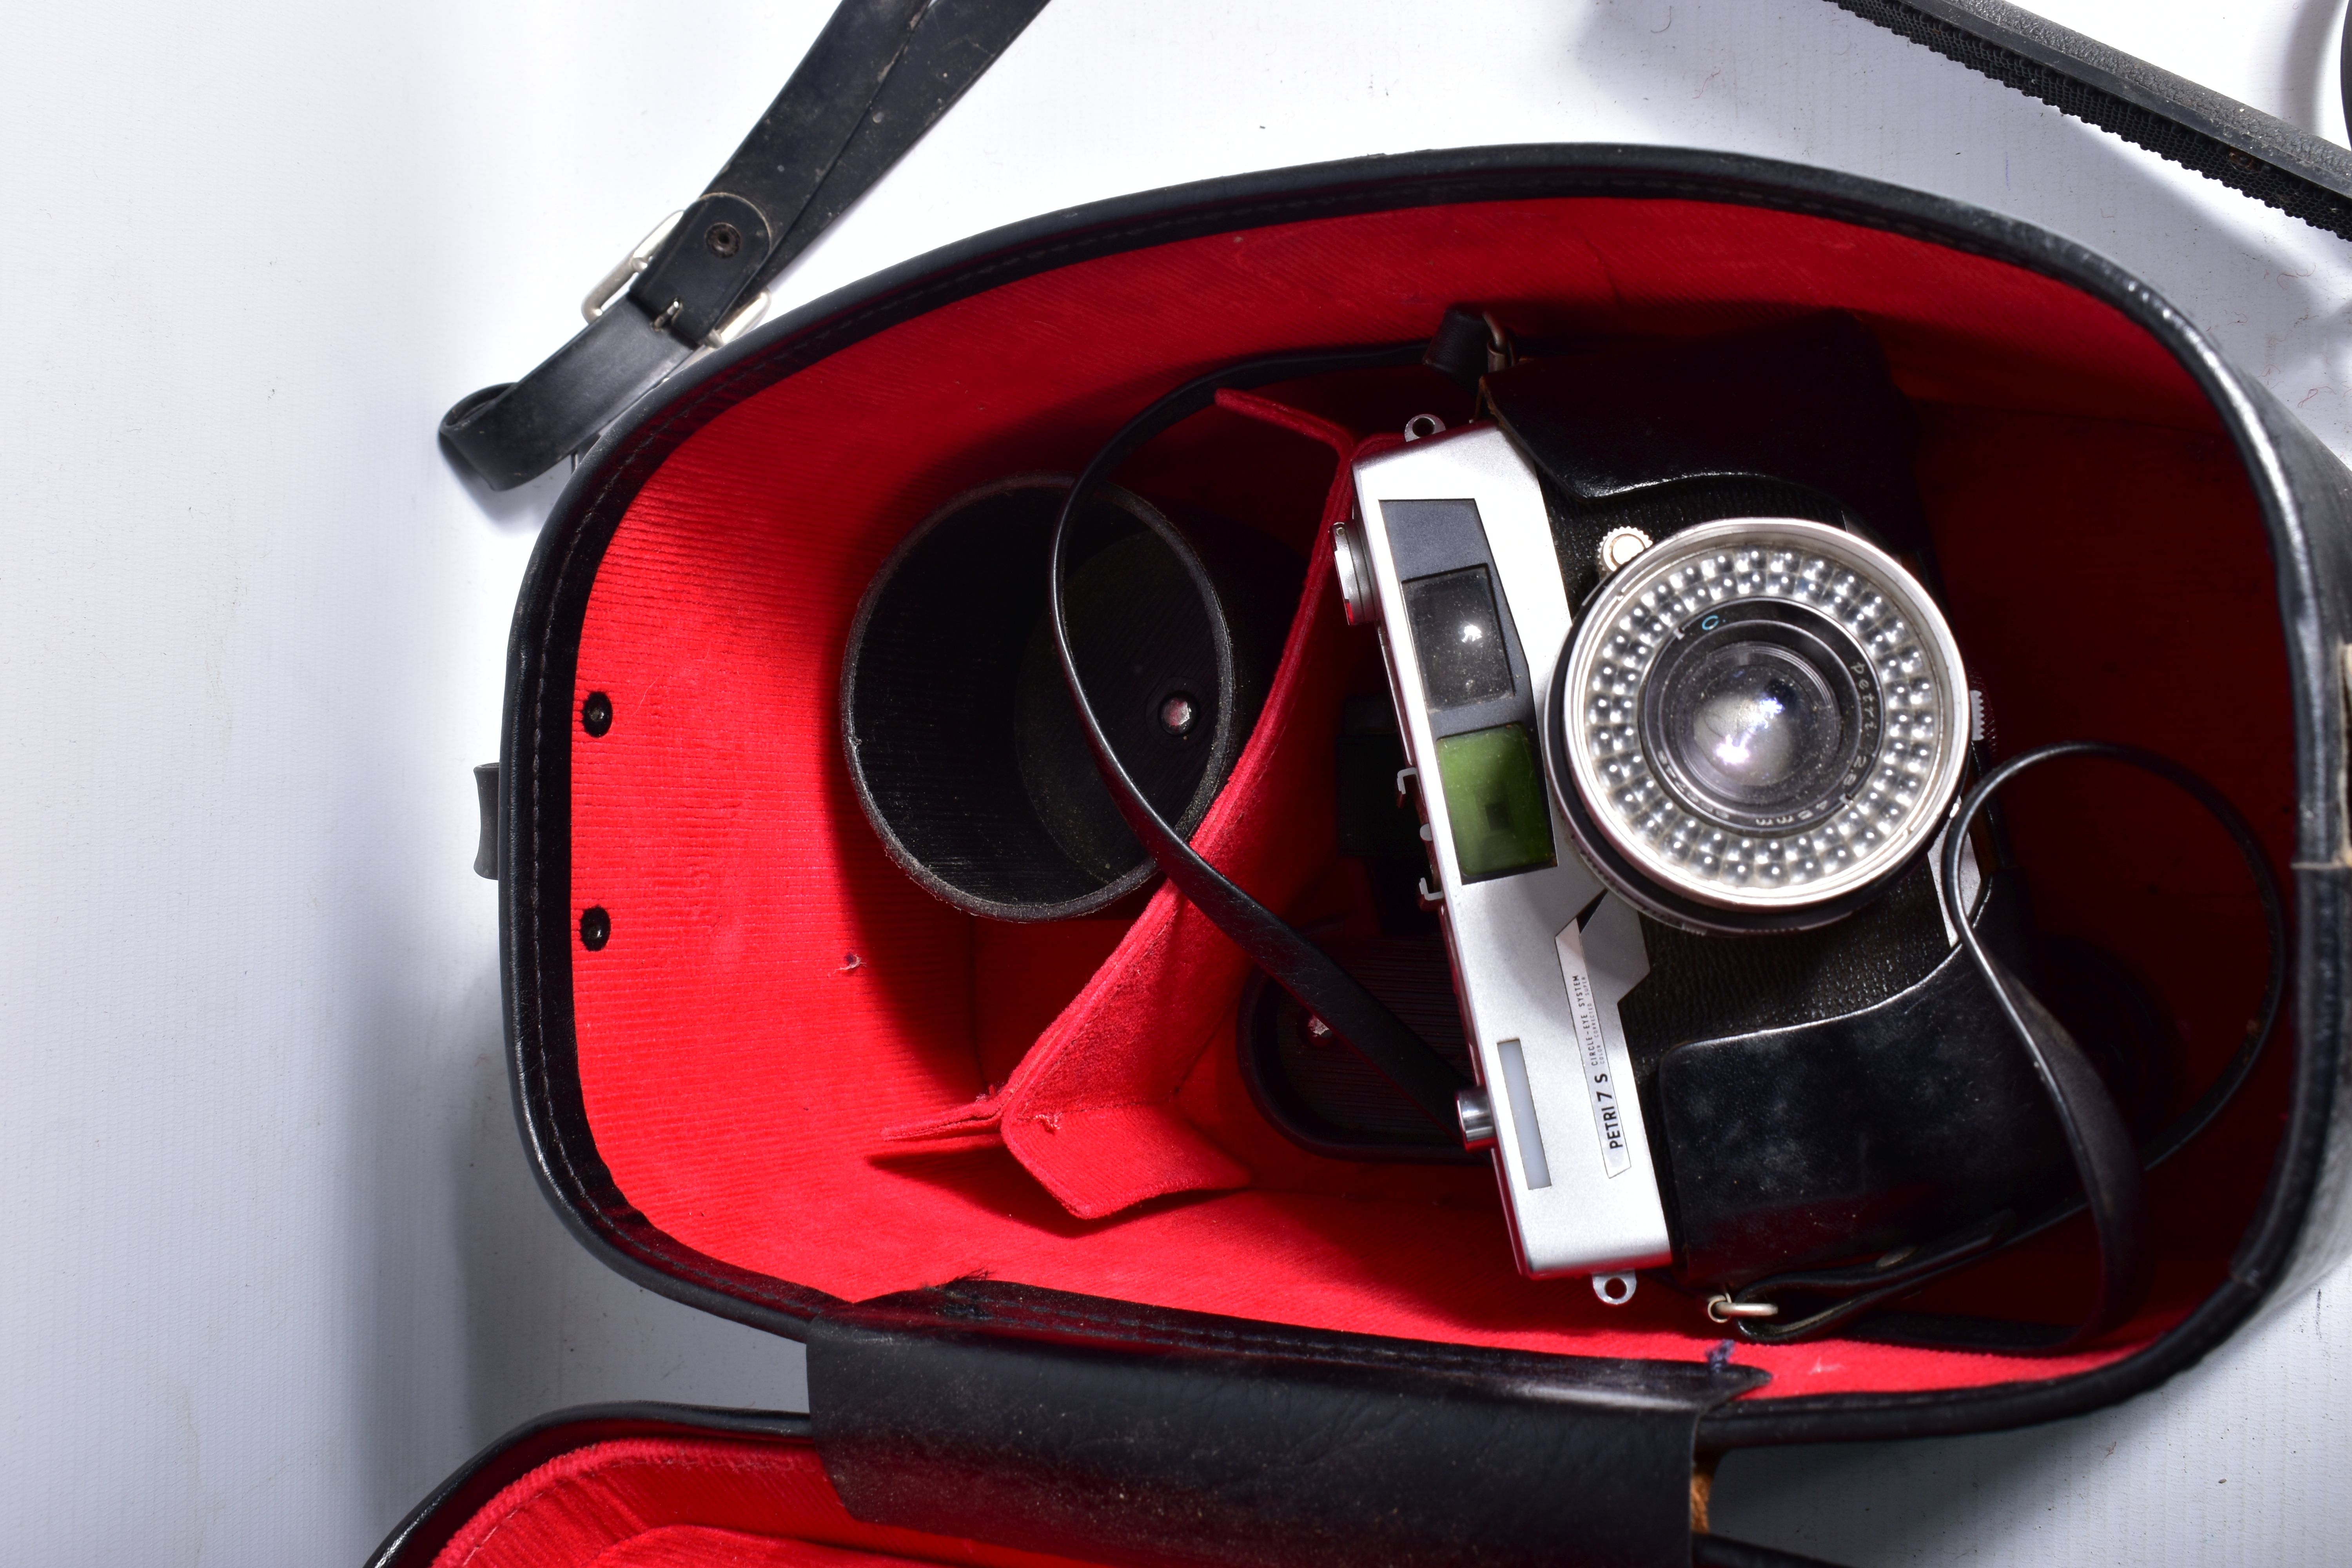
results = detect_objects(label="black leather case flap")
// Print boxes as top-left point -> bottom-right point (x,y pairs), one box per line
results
807,1281 -> 1767,1568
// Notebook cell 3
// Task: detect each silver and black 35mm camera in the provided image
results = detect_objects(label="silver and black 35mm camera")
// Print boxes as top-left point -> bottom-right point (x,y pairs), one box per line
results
1255,310 -> 2137,1323
1338,407 -> 1973,1292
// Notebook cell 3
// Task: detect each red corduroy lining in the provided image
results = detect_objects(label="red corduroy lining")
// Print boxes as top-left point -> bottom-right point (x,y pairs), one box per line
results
429,1437 -> 1092,1568
568,196 -> 2296,1399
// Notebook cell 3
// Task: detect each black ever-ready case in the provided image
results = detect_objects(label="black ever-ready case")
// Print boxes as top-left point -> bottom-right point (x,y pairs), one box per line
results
381,145 -> 2352,1568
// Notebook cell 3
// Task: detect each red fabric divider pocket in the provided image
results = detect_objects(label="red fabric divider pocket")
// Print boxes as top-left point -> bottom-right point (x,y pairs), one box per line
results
880,398 -> 1396,1218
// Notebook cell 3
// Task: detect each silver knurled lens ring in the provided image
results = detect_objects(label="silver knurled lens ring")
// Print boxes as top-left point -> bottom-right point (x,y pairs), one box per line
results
1550,516 -> 1969,929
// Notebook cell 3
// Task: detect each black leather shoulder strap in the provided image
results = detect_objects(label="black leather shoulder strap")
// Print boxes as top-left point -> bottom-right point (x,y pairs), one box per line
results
445,1 -> 2348,492
443,0 -> 1049,490
1832,0 -> 2352,240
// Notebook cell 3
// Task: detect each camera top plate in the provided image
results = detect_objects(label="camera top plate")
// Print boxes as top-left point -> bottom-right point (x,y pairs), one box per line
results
1350,424 -> 1674,1279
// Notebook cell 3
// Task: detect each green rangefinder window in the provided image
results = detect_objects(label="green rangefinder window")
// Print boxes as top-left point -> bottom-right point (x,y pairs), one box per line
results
1435,722 -> 1557,882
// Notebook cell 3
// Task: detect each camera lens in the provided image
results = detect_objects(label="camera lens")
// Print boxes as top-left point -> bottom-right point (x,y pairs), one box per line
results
1675,650 -> 1829,798
1549,517 -> 1966,926
1639,607 -> 1869,835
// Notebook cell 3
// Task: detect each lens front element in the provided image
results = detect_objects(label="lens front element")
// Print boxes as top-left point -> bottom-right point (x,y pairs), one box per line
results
1553,517 -> 1966,920
1678,655 -> 1829,797
1642,604 -> 1871,831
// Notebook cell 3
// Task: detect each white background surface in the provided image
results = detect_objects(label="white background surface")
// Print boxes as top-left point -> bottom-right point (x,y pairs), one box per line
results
5,1 -> 2351,1562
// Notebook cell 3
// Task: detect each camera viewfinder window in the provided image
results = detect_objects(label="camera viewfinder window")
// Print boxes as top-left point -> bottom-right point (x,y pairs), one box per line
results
1405,566 -> 1515,710
1435,723 -> 1557,882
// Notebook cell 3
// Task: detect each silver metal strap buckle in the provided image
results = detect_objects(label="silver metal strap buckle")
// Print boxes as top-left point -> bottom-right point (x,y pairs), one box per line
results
581,211 -> 772,348
581,211 -> 683,323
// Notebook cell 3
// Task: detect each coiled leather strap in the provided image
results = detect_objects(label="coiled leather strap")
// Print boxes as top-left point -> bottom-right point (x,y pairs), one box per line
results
1722,742 -> 2287,1348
